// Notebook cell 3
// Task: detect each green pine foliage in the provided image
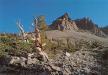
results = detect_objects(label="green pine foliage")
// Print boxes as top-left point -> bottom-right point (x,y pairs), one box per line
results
37,16 -> 48,31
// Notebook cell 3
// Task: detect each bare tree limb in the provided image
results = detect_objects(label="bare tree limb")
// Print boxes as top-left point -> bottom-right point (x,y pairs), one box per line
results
16,20 -> 27,42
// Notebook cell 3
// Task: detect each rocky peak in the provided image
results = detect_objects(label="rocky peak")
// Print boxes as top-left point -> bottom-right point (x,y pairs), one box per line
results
58,13 -> 70,20
50,13 -> 78,31
75,17 -> 106,37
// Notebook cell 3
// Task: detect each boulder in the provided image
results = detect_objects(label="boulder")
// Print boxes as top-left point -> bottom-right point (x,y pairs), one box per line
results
9,56 -> 27,67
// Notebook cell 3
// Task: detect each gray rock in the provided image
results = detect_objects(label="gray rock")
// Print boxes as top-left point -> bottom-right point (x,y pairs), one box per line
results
9,56 -> 27,67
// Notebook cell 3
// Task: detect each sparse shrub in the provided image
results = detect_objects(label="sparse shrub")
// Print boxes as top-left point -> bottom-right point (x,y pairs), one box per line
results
0,37 -> 14,44
0,34 -> 34,57
75,39 -> 91,49
90,40 -> 103,48
74,39 -> 103,50
66,38 -> 77,52
102,49 -> 108,60
0,34 -> 17,57
0,44 -> 8,57
44,39 -> 57,50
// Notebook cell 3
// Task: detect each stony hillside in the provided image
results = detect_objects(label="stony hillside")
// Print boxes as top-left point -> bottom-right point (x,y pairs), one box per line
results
46,30 -> 108,47
0,30 -> 108,75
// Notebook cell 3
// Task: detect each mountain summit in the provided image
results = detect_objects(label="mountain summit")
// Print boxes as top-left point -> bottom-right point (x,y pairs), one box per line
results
50,13 -> 78,31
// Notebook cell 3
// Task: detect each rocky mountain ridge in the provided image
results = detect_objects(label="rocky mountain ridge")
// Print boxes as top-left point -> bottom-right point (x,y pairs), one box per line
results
49,13 -> 107,37
75,17 -> 106,37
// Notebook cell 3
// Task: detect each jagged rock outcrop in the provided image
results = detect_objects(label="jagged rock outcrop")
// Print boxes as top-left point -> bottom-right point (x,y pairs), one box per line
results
50,13 -> 78,31
75,17 -> 106,37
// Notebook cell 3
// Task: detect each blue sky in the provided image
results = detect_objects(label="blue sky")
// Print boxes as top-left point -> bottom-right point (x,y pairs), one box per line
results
0,0 -> 108,33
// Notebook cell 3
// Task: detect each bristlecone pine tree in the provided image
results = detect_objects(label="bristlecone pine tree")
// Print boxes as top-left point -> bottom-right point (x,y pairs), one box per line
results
34,18 -> 48,62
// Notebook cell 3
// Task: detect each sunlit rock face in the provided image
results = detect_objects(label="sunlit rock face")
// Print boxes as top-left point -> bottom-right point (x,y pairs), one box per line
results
75,17 -> 106,37
50,13 -> 79,31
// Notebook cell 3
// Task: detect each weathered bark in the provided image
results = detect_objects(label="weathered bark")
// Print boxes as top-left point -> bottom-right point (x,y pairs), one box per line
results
16,21 -> 28,42
34,18 -> 49,62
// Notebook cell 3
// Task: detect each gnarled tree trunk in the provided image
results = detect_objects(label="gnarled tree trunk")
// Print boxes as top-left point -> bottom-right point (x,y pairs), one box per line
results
34,18 -> 49,62
16,21 -> 28,42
